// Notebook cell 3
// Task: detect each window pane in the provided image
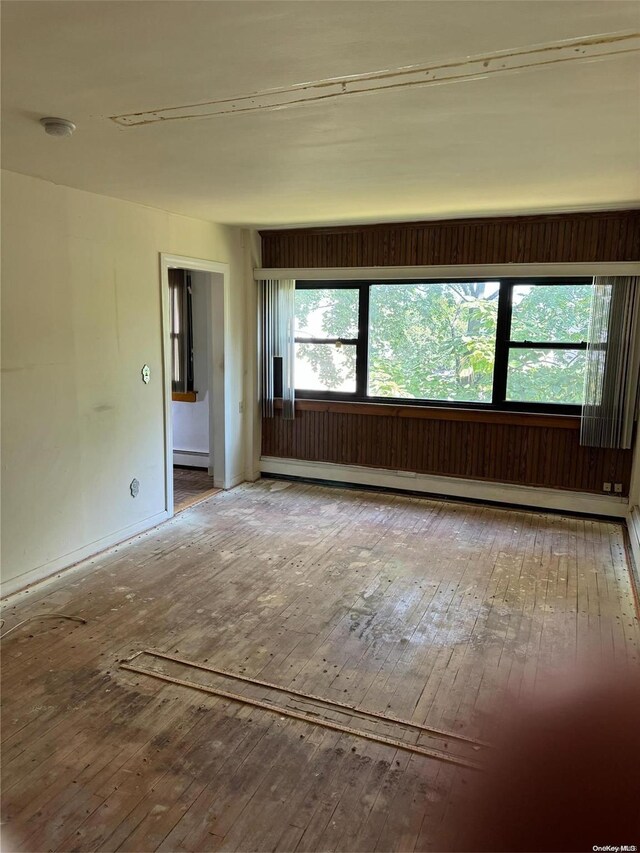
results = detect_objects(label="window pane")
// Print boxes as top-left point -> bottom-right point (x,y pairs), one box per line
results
506,348 -> 586,405
510,283 -> 592,343
295,289 -> 359,339
368,282 -> 499,403
172,337 -> 180,383
295,343 -> 356,392
171,284 -> 182,334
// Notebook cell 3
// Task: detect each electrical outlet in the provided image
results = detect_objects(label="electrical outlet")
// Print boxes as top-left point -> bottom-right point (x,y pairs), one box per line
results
603,482 -> 612,492
614,483 -> 623,493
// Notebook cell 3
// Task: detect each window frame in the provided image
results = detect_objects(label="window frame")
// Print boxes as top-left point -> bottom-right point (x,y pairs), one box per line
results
169,269 -> 195,395
294,280 -> 367,398
294,277 -> 593,414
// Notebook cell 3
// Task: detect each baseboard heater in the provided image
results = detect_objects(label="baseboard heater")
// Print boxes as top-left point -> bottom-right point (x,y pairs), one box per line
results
259,456 -> 628,520
173,450 -> 210,468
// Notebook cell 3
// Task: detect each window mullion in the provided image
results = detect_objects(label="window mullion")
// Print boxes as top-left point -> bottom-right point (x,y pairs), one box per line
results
492,281 -> 512,406
507,341 -> 588,350
295,337 -> 358,345
356,283 -> 370,397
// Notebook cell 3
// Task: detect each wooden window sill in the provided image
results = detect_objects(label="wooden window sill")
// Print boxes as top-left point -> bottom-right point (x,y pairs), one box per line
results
273,398 -> 580,430
172,391 -> 198,403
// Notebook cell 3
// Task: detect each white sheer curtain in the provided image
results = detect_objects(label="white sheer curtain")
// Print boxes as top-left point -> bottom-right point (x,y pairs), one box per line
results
581,276 -> 640,449
260,279 -> 296,420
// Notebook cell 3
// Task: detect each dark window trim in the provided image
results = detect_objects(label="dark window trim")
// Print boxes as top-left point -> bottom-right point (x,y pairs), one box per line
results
169,269 -> 195,394
294,277 -> 593,415
507,341 -> 588,349
295,337 -> 358,345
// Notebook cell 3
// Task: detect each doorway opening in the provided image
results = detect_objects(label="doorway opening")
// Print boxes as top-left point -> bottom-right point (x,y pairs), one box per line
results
170,268 -> 218,511
160,254 -> 232,517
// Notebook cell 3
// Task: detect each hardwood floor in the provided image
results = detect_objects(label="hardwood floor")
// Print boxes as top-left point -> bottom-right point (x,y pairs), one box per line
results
1,480 -> 638,852
173,466 -> 219,513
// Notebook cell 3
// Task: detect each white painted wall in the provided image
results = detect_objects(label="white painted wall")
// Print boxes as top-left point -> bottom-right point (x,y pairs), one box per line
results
1,170 -> 254,592
243,230 -> 262,482
172,398 -> 210,454
172,271 -> 211,466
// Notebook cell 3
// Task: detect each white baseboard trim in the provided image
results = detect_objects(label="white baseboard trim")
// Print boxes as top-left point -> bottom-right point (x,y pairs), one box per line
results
260,456 -> 629,518
213,472 -> 245,489
173,450 -> 210,468
226,472 -> 247,489
628,506 -> 640,572
0,510 -> 170,599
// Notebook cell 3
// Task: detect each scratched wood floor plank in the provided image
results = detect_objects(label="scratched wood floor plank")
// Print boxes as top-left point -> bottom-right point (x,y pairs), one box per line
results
2,479 -> 639,852
173,467 -> 220,513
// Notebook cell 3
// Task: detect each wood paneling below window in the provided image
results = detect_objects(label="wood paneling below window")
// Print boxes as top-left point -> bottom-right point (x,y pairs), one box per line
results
262,402 -> 633,495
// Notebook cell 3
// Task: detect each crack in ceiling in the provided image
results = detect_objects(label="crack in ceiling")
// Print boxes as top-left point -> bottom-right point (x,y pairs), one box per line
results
111,31 -> 640,127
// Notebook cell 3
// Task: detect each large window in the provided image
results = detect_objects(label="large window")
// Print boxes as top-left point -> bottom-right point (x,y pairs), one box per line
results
294,278 -> 594,412
369,282 -> 499,403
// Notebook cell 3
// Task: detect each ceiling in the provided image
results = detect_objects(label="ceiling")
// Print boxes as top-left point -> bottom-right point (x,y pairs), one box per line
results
2,1 -> 639,228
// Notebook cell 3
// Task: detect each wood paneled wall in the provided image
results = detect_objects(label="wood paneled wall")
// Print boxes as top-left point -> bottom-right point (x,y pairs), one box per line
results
262,403 -> 633,496
259,210 -> 638,496
261,210 -> 640,268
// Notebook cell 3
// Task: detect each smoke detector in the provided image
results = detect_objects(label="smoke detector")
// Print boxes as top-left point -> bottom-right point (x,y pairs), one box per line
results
40,117 -> 76,137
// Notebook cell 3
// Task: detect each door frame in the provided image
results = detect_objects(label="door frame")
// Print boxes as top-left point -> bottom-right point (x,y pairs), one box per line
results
160,253 -> 231,516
